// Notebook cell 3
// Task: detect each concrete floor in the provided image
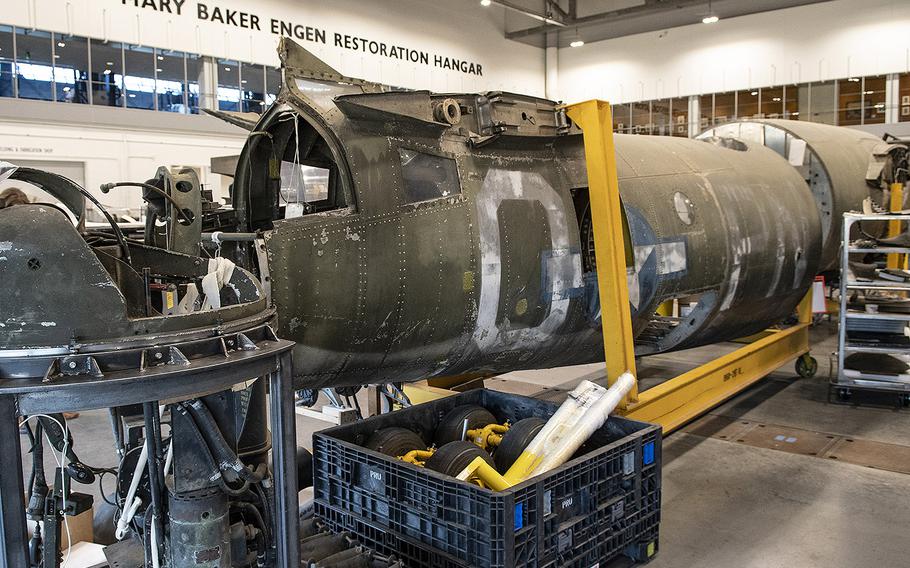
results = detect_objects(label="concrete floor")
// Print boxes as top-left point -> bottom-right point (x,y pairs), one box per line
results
491,323 -> 910,568
22,321 -> 910,567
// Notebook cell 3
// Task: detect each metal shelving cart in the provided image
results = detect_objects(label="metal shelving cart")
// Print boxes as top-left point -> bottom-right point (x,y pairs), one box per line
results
835,212 -> 910,404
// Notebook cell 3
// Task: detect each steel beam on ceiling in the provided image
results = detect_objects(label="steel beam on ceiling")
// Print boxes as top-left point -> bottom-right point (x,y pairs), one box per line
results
491,0 -> 568,27
505,0 -> 832,41
506,0 -> 706,40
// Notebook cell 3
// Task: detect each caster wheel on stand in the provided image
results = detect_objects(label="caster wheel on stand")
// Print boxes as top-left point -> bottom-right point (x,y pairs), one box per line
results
796,354 -> 818,378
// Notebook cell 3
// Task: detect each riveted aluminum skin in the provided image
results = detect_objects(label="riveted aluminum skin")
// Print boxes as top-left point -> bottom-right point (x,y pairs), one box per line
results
613,134 -> 820,352
698,119 -> 879,270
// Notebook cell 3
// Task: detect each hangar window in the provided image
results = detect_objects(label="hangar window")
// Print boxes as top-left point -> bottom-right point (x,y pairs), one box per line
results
217,59 -> 240,111
156,49 -> 187,113
241,62 -> 266,112
53,35 -> 89,105
398,148 -> 461,203
901,73 -> 910,122
15,29 -> 53,101
124,44 -> 155,110
90,40 -> 124,107
612,104 -> 630,133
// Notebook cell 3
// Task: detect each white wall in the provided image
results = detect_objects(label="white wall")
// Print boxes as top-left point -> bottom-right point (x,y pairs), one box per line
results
557,0 -> 910,104
2,0 -> 545,95
0,118 -> 245,212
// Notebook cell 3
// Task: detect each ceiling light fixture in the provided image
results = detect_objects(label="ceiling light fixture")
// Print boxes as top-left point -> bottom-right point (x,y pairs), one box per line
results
569,27 -> 584,48
480,0 -> 491,6
751,91 -> 758,96
702,0 -> 719,24
57,41 -> 66,47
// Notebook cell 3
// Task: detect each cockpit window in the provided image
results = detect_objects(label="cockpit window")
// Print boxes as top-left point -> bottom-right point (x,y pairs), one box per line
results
280,161 -> 329,205
398,148 -> 461,203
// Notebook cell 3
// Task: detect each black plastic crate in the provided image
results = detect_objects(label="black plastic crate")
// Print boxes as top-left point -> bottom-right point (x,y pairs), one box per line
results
314,389 -> 661,568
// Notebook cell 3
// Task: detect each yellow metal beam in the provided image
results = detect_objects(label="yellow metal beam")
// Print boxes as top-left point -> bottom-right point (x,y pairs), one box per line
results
619,290 -> 812,433
564,100 -> 638,404
619,322 -> 809,433
888,182 -> 906,270
402,381 -> 456,404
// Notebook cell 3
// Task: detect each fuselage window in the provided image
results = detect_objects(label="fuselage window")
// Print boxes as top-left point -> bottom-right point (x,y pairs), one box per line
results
280,161 -> 330,217
269,112 -> 346,220
398,148 -> 461,203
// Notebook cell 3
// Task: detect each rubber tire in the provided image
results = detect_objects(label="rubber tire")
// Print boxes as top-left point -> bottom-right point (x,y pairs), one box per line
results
494,417 -> 546,473
435,405 -> 497,445
425,440 -> 495,477
795,355 -> 818,378
365,427 -> 426,457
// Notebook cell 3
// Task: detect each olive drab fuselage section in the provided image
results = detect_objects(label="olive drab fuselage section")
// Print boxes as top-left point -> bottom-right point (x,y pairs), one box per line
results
232,39 -> 867,389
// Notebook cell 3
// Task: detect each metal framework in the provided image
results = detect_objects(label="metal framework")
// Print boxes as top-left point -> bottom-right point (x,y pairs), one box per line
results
835,210 -> 910,394
0,336 -> 300,567
408,98 -> 816,435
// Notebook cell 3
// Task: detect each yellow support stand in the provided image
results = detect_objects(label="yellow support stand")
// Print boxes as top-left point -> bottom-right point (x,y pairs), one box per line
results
407,98 -> 818,461
564,99 -> 813,434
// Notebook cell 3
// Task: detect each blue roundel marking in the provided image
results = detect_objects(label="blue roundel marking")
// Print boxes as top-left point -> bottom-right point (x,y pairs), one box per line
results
584,204 -> 659,322
624,205 -> 659,317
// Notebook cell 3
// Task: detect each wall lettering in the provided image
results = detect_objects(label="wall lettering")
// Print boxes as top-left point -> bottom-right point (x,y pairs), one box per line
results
120,0 -> 483,75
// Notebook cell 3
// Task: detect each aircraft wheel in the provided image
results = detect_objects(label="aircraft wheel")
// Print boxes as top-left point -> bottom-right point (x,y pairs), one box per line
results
365,427 -> 426,457
795,354 -> 818,378
435,405 -> 497,445
425,441 -> 494,477
494,417 -> 546,473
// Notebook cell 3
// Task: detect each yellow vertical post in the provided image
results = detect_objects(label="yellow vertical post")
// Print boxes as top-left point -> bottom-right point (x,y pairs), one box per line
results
564,100 -> 638,404
797,288 -> 813,324
887,182 -> 905,270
